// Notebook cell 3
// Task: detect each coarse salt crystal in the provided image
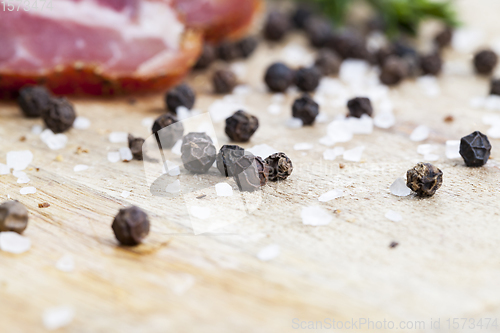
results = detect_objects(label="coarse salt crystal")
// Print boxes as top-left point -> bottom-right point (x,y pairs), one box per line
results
446,140 -> 461,159
0,163 -> 9,175
390,178 -> 411,197
267,103 -> 282,115
7,150 -> 33,171
108,132 -> 128,143
257,244 -> 280,261
346,114 -> 373,134
13,170 -> 26,178
286,118 -> 303,129
340,60 -> 369,84
323,147 -> 344,161
301,206 -> 332,226
17,177 -> 30,184
190,206 -> 211,220
417,76 -> 440,97
40,130 -> 67,150
73,165 -> 89,172
246,144 -> 278,158
42,306 -> 75,331
318,189 -> 344,202
271,93 -> 285,103
141,117 -> 154,128
316,113 -> 328,123
230,62 -> 247,79
374,112 -> 395,129
107,152 -> 120,163
120,191 -> 131,198
233,85 -> 252,96
417,144 -> 437,155
73,117 -> 91,130
119,147 -> 133,162
166,180 -> 181,194
20,187 -> 36,195
31,125 -> 43,135
318,136 -> 336,147
0,232 -> 31,254
56,254 -> 75,273
452,28 -> 484,53
385,210 -> 402,222
487,125 -> 500,139
410,125 -> 430,142
215,182 -> 233,197
343,146 -> 365,162
293,143 -> 313,151
208,100 -> 245,123
327,120 -> 353,143
171,140 -> 182,156
281,43 -> 314,66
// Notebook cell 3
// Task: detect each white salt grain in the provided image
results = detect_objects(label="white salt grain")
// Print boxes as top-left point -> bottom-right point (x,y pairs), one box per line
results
346,114 -> 373,134
301,206 -> 332,226
168,166 -> 181,176
281,43 -> 314,66
40,130 -> 67,150
190,206 -> 211,220
107,152 -> 120,163
257,244 -> 280,261
230,62 -> 247,79
246,144 -> 278,158
410,125 -> 430,142
267,103 -> 282,115
119,147 -> 133,162
31,125 -> 43,135
7,150 -> 33,171
390,178 -> 411,197
293,143 -> 313,151
233,85 -> 252,96
73,117 -> 91,130
417,144 -> 437,155
318,189 -> 344,202
286,118 -> 303,129
445,140 -> 461,159
166,180 -> 181,194
318,136 -> 336,147
385,210 -> 402,222
141,117 -> 154,128
484,95 -> 500,110
108,132 -> 128,143
343,146 -> 365,162
176,106 -> 191,120
17,177 -> 30,184
316,113 -> 328,123
452,28 -> 484,53
0,163 -> 9,175
215,182 -> 233,197
56,254 -> 75,273
73,165 -> 89,172
340,60 -> 369,84
20,187 -> 36,195
323,147 -> 344,161
120,191 -> 131,198
42,306 -> 75,331
208,99 -> 245,123
374,112 -> 395,129
271,93 -> 285,103
487,125 -> 500,139
13,170 -> 26,178
0,232 -> 31,254
482,114 -> 500,126
417,76 -> 441,97
171,140 -> 182,156
327,120 -> 353,143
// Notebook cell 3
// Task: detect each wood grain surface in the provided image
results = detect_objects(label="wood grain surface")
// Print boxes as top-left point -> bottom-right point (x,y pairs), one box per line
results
1,1 -> 500,332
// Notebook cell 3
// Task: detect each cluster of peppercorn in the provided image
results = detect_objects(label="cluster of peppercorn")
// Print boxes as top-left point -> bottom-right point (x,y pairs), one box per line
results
18,86 -> 77,133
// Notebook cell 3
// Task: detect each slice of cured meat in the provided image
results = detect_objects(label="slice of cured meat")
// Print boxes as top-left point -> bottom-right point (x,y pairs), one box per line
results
0,0 -> 202,96
174,0 -> 262,42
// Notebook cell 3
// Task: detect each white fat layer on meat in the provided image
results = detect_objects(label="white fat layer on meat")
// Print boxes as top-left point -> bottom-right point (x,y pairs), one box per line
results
30,0 -> 184,50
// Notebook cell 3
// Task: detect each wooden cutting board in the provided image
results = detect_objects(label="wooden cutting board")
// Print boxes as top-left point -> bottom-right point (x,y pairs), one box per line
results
1,1 -> 500,332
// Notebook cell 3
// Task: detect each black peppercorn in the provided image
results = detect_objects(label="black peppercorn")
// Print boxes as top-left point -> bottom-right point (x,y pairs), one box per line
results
42,97 -> 76,133
393,41 -> 418,58
379,56 -> 409,86
264,62 -> 295,93
128,134 -> 145,161
265,152 -> 293,181
459,131 -> 492,167
420,53 -> 442,76
347,97 -> 373,118
490,78 -> 500,96
237,36 -> 258,58
264,11 -> 290,41
165,84 -> 195,113
233,154 -> 269,192
213,69 -> 237,94
216,145 -> 245,177
328,32 -> 369,60
181,132 -> 217,174
305,18 -> 333,48
195,43 -> 216,69
18,86 -> 51,118
217,41 -> 241,61
314,49 -> 341,76
474,50 -> 498,75
0,200 -> 28,234
406,162 -> 443,197
295,67 -> 321,92
434,27 -> 453,49
152,113 -> 184,149
291,5 -> 313,30
112,206 -> 150,246
225,110 -> 259,142
292,95 -> 319,125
